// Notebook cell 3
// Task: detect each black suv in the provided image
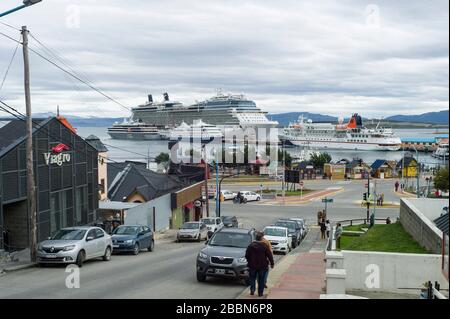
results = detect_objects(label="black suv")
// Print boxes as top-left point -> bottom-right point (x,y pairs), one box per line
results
196,228 -> 255,284
274,219 -> 302,248
221,216 -> 239,228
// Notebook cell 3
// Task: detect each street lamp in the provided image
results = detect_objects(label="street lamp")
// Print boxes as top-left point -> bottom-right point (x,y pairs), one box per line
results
410,145 -> 420,198
0,0 -> 42,18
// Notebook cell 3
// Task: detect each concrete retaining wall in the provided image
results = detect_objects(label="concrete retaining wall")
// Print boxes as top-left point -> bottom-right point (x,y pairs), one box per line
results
342,250 -> 448,292
399,198 -> 446,254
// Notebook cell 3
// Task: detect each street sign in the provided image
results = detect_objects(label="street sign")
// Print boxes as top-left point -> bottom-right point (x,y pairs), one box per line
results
300,181 -> 304,188
322,198 -> 334,203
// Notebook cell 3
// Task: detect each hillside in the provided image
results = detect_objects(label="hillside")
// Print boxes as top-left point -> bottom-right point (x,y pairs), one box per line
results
385,110 -> 448,125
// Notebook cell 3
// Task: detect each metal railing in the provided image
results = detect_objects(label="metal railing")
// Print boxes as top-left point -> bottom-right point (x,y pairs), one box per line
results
336,218 -> 389,227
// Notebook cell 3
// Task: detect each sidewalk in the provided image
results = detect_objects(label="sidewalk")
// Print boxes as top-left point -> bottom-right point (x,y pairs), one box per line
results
239,227 -> 327,299
0,248 -> 35,274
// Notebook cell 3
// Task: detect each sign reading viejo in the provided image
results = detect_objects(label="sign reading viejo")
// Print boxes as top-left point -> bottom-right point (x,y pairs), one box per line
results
43,143 -> 71,166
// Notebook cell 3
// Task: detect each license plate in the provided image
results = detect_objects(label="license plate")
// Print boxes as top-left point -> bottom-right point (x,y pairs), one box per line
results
113,245 -> 119,248
215,269 -> 225,275
45,254 -> 57,258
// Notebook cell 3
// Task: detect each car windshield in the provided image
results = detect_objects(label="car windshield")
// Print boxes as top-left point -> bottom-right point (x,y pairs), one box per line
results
113,226 -> 139,235
209,232 -> 251,248
275,221 -> 296,230
201,218 -> 215,225
181,222 -> 199,229
50,229 -> 87,240
264,228 -> 286,237
222,217 -> 233,222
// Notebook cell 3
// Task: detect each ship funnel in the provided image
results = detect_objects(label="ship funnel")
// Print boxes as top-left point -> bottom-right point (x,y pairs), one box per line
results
148,94 -> 153,103
163,93 -> 169,101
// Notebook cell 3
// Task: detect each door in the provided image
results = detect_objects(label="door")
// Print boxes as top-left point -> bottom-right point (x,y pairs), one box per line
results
199,223 -> 207,239
140,226 -> 151,247
84,229 -> 98,259
95,228 -> 106,257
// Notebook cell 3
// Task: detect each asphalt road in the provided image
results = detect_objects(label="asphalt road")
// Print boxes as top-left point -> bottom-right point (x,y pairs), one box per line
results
0,179 -> 400,299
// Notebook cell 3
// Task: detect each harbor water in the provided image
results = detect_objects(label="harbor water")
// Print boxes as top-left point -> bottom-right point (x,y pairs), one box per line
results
77,127 -> 448,167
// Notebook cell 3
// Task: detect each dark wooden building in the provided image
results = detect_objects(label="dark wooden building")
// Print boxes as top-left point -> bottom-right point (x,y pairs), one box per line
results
0,117 -> 99,250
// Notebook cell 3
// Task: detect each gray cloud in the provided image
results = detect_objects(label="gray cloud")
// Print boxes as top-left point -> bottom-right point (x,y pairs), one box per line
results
0,0 -> 448,118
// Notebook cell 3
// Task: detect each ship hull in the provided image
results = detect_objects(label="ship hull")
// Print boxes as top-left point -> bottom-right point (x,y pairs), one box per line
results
288,139 -> 401,151
107,131 -> 162,140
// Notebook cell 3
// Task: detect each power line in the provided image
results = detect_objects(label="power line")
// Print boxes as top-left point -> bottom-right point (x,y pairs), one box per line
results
0,30 -> 131,112
0,41 -> 19,91
0,22 -> 21,32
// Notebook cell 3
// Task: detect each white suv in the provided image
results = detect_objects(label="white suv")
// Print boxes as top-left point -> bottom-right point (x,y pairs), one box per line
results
201,217 -> 224,236
263,226 -> 291,255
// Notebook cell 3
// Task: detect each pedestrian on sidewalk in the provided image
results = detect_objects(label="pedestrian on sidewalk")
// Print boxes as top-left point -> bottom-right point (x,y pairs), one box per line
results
245,232 -> 274,297
325,220 -> 331,239
395,180 -> 399,192
319,219 -> 326,239
335,223 -> 343,249
381,193 -> 384,206
317,211 -> 323,226
260,231 -> 273,289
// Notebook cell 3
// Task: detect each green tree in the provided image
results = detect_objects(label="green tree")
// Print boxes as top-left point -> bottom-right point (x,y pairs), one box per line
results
309,152 -> 332,169
278,149 -> 292,167
155,152 -> 170,164
434,166 -> 449,192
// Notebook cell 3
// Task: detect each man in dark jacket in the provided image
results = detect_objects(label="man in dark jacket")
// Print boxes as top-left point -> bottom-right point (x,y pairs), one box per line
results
245,231 -> 274,297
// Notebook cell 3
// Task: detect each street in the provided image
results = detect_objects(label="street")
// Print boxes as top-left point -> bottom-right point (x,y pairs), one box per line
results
0,179 -> 400,299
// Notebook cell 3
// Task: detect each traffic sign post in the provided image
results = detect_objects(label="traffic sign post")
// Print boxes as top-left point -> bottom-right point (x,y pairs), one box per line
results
321,197 -> 334,216
299,181 -> 304,198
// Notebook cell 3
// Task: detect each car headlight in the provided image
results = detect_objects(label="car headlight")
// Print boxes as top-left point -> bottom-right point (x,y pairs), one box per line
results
280,240 -> 287,244
63,245 -> 76,251
198,252 -> 208,260
237,257 -> 247,264
125,240 -> 134,244
37,244 -> 43,251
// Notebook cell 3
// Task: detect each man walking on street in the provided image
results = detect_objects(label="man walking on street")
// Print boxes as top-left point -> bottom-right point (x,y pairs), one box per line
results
335,223 -> 343,249
319,218 -> 326,239
246,232 -> 274,297
260,231 -> 273,289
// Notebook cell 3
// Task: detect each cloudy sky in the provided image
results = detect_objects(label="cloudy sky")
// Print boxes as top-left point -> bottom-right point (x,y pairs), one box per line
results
0,0 -> 448,118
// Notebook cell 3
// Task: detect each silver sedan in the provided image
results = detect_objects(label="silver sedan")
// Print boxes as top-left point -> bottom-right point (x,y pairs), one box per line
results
37,226 -> 113,267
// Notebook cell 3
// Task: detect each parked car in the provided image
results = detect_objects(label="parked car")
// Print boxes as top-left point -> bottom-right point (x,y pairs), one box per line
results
220,190 -> 237,201
112,225 -> 154,255
263,226 -> 291,255
274,219 -> 302,248
289,218 -> 308,239
37,226 -> 112,267
196,228 -> 256,283
221,216 -> 239,228
234,191 -> 261,203
177,222 -> 208,242
201,217 -> 224,237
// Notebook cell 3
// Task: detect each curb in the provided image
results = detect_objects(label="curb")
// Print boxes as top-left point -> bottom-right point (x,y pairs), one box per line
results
1,262 -> 36,274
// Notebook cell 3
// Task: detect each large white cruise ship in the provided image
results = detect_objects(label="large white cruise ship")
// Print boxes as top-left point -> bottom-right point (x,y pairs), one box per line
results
282,114 -> 402,151
130,92 -> 278,131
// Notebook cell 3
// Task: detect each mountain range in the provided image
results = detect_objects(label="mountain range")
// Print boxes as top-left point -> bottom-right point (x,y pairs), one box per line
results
268,110 -> 449,126
1,110 -> 448,127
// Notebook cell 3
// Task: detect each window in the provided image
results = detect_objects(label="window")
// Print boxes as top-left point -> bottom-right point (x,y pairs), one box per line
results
100,179 -> 105,194
86,229 -> 96,239
95,228 -> 105,238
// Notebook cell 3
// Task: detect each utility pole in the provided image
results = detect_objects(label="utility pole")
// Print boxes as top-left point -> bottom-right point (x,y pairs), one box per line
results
366,169 -> 370,222
282,140 -> 286,205
203,145 -> 210,217
22,26 -> 37,262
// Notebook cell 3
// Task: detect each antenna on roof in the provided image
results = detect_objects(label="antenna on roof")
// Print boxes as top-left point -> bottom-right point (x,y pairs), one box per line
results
56,105 -> 60,117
